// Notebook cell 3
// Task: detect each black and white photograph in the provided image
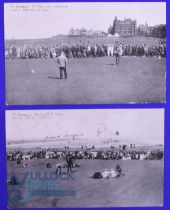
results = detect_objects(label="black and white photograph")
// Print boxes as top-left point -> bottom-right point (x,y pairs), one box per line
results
4,2 -> 166,105
6,109 -> 164,208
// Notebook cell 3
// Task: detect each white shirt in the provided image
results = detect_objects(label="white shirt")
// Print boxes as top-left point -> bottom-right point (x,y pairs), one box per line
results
102,170 -> 110,178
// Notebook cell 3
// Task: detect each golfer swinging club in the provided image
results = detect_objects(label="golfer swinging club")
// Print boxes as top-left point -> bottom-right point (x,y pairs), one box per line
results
56,51 -> 67,79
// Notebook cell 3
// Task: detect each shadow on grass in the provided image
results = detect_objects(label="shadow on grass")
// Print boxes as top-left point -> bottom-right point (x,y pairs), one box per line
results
60,170 -> 78,174
48,76 -> 61,80
106,63 -> 116,66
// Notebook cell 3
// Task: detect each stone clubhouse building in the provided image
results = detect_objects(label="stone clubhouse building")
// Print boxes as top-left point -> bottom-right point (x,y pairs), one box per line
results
108,16 -> 137,37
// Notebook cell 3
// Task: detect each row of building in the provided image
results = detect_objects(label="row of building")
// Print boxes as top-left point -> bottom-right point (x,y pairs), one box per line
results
68,28 -> 107,38
68,17 -> 166,38
137,23 -> 166,38
108,16 -> 137,37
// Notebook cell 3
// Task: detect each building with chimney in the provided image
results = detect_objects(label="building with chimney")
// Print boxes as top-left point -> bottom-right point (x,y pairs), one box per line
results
108,16 -> 137,37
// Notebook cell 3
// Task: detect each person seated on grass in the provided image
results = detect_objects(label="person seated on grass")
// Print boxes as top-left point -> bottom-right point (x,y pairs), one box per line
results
91,171 -> 103,179
73,161 -> 80,168
90,167 -> 122,179
55,163 -> 62,175
110,168 -> 118,178
101,169 -> 111,178
17,159 -> 21,165
46,162 -> 52,168
7,175 -> 18,185
22,163 -> 27,168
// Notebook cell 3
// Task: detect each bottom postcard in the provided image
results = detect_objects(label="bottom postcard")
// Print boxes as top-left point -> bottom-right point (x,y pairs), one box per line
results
6,109 -> 164,208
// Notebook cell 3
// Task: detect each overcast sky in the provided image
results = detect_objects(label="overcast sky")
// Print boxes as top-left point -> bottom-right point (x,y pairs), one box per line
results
6,109 -> 164,145
4,2 -> 166,39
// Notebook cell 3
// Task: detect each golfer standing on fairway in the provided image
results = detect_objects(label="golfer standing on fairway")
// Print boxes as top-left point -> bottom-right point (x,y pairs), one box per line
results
114,41 -> 121,66
56,51 -> 67,79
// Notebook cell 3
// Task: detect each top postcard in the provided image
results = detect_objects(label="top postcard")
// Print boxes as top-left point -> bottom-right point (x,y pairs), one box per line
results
4,2 -> 166,105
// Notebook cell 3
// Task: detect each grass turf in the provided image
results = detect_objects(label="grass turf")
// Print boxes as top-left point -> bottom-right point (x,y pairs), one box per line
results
7,159 -> 163,208
5,56 -> 166,105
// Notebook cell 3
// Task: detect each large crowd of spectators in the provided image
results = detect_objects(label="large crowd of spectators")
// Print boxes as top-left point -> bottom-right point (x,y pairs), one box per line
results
5,41 -> 166,59
6,146 -> 164,161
